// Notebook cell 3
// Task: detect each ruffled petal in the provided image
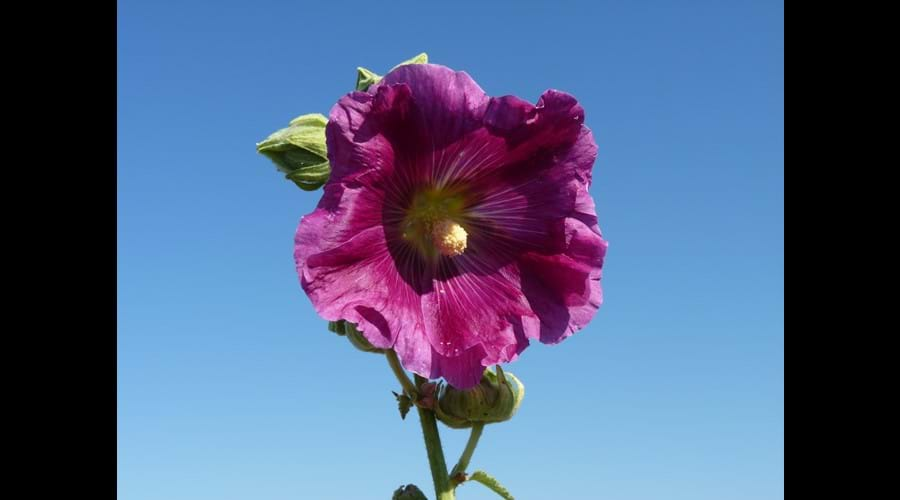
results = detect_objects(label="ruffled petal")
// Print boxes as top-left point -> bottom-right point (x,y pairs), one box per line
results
325,92 -> 396,185
378,64 -> 490,152
372,65 -> 502,190
297,220 -> 414,349
464,98 -> 596,257
517,190 -> 608,344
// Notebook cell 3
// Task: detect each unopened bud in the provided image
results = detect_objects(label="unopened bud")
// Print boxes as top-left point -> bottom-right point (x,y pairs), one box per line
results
392,484 -> 427,500
435,366 -> 524,429
256,113 -> 330,191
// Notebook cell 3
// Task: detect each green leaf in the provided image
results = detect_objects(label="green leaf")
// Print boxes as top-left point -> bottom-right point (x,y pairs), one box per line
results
469,470 -> 514,500
393,391 -> 413,420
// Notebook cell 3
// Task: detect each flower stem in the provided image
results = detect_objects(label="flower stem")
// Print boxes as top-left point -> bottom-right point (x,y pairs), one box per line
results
450,422 -> 485,482
386,350 -> 418,397
385,354 -> 454,500
415,375 -> 455,500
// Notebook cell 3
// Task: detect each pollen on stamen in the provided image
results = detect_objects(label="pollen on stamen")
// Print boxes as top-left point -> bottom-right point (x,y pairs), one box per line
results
432,220 -> 468,257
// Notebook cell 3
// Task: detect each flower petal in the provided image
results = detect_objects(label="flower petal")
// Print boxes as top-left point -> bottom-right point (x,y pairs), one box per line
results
295,174 -> 423,349
420,252 -> 532,352
517,196 -> 608,344
464,105 -> 597,257
325,91 -> 397,185
373,65 -> 502,189
378,64 -> 490,151
429,343 -> 488,390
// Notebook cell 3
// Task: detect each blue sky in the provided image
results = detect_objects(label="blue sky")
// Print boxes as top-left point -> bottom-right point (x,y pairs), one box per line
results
118,1 -> 783,499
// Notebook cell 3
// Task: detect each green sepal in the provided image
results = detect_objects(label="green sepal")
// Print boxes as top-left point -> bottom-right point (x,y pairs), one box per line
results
391,52 -> 428,69
355,66 -> 381,91
355,52 -> 429,92
327,321 -> 347,336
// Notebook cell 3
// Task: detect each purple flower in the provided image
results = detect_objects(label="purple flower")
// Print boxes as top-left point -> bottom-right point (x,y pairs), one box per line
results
295,64 -> 607,389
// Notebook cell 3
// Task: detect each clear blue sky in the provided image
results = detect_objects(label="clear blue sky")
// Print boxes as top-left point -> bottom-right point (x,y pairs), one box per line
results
117,1 -> 783,499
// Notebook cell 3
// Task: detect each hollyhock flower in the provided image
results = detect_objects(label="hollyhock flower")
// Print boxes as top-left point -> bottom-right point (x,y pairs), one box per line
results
295,63 -> 607,389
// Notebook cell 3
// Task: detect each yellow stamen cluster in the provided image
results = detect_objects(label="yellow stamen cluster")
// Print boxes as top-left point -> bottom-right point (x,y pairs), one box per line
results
432,220 -> 468,257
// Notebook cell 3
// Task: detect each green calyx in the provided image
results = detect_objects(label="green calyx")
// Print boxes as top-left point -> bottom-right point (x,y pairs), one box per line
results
355,66 -> 381,92
355,52 -> 429,91
256,113 -> 330,191
327,320 -> 386,354
435,366 -> 525,429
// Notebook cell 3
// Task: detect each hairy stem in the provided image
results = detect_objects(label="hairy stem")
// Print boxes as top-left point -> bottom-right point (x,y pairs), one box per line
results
451,422 -> 485,483
415,374 -> 454,500
386,349 -> 418,397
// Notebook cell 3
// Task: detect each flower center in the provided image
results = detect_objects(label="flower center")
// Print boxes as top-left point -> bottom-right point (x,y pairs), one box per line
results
402,187 -> 470,258
432,220 -> 468,257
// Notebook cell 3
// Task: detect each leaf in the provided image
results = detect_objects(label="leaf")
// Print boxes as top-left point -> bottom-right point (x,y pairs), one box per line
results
469,470 -> 514,500
393,391 -> 413,420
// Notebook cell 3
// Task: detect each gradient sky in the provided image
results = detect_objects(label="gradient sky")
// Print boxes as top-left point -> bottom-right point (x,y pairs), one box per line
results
118,1 -> 784,499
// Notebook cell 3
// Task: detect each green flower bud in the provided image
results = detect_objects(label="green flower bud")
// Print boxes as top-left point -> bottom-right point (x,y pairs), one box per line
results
328,320 -> 386,354
392,484 -> 428,500
355,52 -> 429,91
256,113 -> 330,191
435,366 -> 524,429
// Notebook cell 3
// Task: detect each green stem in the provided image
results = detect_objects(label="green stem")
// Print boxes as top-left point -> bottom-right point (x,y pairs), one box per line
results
386,353 -> 454,500
415,375 -> 455,500
386,350 -> 418,397
450,422 -> 485,481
